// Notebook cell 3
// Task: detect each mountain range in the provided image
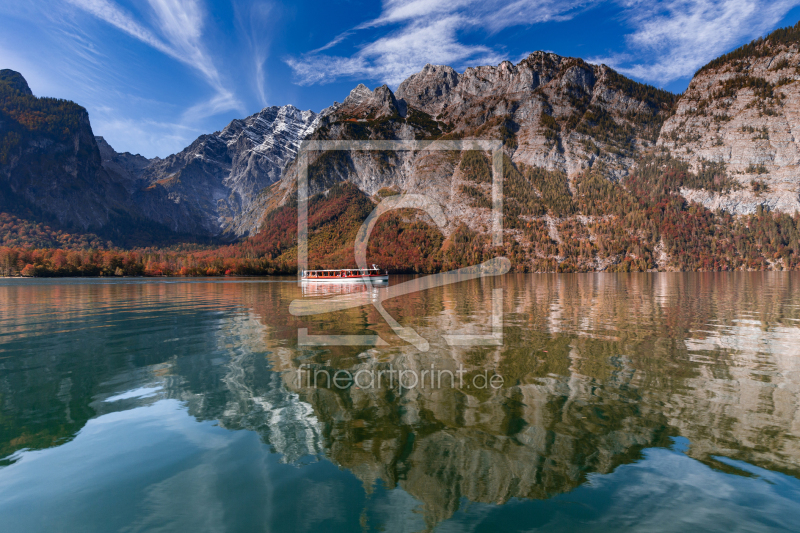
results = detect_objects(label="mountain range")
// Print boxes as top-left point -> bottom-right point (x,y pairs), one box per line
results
2,21 -> 800,272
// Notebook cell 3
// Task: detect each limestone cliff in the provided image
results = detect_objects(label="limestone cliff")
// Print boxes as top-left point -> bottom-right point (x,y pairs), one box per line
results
239,52 -> 677,237
658,23 -> 800,214
137,105 -> 320,236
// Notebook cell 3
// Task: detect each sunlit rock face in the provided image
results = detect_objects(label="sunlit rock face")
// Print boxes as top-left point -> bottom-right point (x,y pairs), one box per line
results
123,105 -> 321,237
398,53 -> 673,178
238,52 -> 677,237
658,39 -> 800,215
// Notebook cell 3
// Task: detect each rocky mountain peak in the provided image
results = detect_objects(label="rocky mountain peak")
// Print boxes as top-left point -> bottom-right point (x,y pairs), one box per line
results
396,64 -> 459,116
343,83 -> 372,104
394,54 -> 595,119
516,51 -> 564,78
0,69 -> 33,95
94,136 -> 152,184
218,104 -> 318,152
95,136 -> 115,159
133,102 -> 320,236
340,83 -> 404,119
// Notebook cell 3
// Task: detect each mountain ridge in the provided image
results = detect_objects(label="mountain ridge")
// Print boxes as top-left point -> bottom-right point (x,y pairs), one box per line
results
4,22 -> 800,274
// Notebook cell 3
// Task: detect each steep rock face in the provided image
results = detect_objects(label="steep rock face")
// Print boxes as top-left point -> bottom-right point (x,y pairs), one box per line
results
0,70 -> 136,230
93,136 -> 211,238
95,136 -> 152,185
658,23 -> 800,214
138,105 -> 319,236
455,54 -> 672,177
396,64 -> 459,115
337,83 -> 405,119
240,52 -> 677,236
396,53 -> 675,178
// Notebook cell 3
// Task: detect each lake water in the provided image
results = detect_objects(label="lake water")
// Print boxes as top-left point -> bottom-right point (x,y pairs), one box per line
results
1,274 -> 799,532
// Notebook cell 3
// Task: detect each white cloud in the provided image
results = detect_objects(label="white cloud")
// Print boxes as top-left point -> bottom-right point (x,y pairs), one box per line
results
146,0 -> 220,85
363,0 -> 592,31
67,0 -> 242,116
308,31 -> 355,54
181,88 -> 241,121
604,0 -> 800,84
288,16 -> 505,87
480,0 -> 598,32
66,0 -> 177,63
92,114 -> 202,157
289,0 -> 800,89
361,0 -> 475,27
286,0 -> 593,87
233,0 -> 275,107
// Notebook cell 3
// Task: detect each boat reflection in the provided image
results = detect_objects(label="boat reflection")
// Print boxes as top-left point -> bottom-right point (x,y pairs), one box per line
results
300,280 -> 386,298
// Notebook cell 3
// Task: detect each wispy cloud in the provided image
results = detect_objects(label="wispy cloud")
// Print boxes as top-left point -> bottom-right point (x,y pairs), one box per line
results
233,0 -> 275,107
289,0 -> 800,88
598,0 -> 800,84
286,0 -> 594,86
287,16 -> 505,86
67,0 -> 242,117
308,30 -> 355,54
92,113 -> 202,157
146,0 -> 221,86
66,0 -> 176,64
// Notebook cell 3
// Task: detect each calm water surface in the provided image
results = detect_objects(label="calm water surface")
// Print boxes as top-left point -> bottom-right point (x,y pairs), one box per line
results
1,274 -> 799,532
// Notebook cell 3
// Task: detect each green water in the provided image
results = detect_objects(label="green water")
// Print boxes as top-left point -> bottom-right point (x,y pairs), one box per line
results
1,274 -> 799,532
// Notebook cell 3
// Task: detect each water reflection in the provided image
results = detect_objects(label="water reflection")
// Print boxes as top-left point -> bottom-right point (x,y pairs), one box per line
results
0,274 -> 799,530
300,281 -> 382,297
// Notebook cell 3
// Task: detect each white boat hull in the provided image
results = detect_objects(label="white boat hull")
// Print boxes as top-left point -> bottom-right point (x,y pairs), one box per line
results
301,275 -> 388,283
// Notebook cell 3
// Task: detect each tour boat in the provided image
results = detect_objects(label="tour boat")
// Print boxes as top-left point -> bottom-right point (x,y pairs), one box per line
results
300,265 -> 389,283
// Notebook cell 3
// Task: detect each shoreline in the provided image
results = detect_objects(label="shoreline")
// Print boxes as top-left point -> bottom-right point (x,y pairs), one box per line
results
2,269 -> 799,280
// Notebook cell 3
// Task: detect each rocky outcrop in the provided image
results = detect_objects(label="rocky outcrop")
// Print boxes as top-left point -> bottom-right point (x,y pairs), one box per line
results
135,105 -> 320,236
95,136 -> 152,184
338,83 -> 405,119
398,52 -> 676,178
0,70 -> 137,230
241,52 -> 677,236
658,24 -> 800,214
396,64 -> 460,115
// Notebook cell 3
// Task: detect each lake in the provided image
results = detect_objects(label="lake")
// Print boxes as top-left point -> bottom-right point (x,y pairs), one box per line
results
1,274 -> 799,532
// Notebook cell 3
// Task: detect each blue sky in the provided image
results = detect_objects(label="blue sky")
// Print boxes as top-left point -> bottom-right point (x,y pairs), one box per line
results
2,0 -> 799,158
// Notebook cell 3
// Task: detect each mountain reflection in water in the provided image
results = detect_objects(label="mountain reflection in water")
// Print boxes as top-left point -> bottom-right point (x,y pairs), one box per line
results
0,274 -> 799,532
